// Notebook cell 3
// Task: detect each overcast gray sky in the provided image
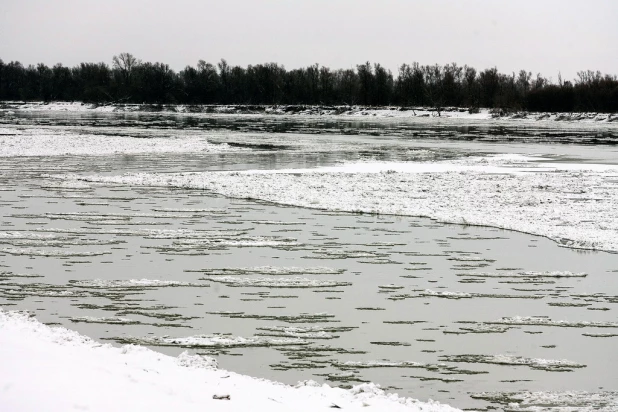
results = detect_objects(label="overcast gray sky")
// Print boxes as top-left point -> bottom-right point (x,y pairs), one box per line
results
1,0 -> 616,80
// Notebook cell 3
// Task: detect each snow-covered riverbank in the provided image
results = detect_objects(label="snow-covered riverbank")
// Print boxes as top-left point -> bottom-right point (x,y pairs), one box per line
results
2,101 -> 617,123
0,310 -> 460,412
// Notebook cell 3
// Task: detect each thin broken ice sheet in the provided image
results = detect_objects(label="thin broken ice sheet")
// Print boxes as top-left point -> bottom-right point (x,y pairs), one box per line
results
57,154 -> 618,252
470,390 -> 618,412
0,311 -> 461,412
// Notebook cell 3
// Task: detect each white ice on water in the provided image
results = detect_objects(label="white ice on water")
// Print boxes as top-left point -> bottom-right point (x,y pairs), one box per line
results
0,311 -> 461,412
201,276 -> 351,288
56,154 -> 618,252
68,279 -> 206,288
0,127 -> 243,157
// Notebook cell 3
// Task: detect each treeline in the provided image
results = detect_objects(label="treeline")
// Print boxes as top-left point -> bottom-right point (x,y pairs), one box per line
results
1,53 -> 617,112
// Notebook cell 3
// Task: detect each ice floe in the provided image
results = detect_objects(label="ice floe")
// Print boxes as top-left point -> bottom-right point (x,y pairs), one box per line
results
114,333 -> 308,348
487,316 -> 618,328
0,127 -> 243,157
68,279 -> 208,289
460,271 -> 587,279
55,154 -> 618,252
193,266 -> 345,276
0,247 -> 111,257
200,276 -> 351,288
70,316 -> 140,325
439,354 -> 585,372
470,390 -> 618,411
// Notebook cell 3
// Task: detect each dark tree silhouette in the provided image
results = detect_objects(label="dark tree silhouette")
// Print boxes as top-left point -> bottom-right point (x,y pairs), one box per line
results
0,54 -> 616,113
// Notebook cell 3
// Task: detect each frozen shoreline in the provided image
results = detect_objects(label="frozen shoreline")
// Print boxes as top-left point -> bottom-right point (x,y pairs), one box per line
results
2,101 -> 617,123
0,310 -> 460,412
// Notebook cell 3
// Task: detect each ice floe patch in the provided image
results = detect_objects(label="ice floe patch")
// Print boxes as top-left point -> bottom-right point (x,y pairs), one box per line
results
333,360 -> 428,369
443,324 -> 513,335
192,266 -> 345,276
0,271 -> 42,279
113,333 -> 309,348
0,247 -> 111,257
69,315 -> 190,328
330,360 -> 488,377
70,316 -> 140,325
487,316 -> 618,328
470,390 -> 618,411
392,289 -> 543,300
200,276 -> 351,288
459,271 -> 587,279
439,354 -> 585,372
53,154 -> 618,252
68,279 -> 209,289
255,325 -> 343,340
0,127 -> 245,157
208,311 -> 338,324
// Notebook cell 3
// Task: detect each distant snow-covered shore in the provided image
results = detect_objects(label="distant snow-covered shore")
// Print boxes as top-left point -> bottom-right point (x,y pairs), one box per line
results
2,101 -> 617,123
0,310 -> 460,412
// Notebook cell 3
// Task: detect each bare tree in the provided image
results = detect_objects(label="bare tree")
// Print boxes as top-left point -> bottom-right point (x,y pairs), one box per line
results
112,52 -> 140,83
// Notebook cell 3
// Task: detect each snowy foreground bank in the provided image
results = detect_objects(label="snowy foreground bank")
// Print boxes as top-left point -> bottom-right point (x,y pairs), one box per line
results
56,154 -> 618,253
2,101 -> 617,122
0,311 -> 460,412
